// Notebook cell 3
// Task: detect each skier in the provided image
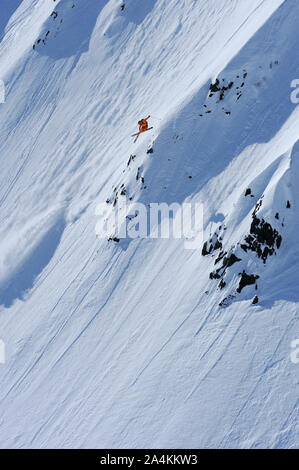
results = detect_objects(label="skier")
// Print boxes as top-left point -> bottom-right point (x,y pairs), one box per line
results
138,116 -> 150,133
132,116 -> 152,142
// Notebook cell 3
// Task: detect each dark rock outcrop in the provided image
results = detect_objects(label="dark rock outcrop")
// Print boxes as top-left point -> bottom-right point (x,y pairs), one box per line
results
237,271 -> 259,293
242,216 -> 282,263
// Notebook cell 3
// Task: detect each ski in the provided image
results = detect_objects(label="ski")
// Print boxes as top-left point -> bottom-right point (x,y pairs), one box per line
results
132,127 -> 153,143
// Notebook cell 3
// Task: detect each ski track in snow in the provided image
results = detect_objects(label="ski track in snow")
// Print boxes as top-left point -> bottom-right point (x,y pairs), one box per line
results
0,0 -> 298,449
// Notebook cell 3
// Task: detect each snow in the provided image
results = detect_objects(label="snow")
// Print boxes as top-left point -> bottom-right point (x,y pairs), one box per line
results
0,0 -> 298,449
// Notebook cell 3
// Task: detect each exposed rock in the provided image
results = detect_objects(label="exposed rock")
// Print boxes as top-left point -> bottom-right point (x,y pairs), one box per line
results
202,233 -> 223,256
237,271 -> 259,293
127,154 -> 136,166
242,216 -> 282,263
209,79 -> 220,93
215,251 -> 227,265
214,239 -> 222,250
219,294 -> 236,308
108,236 -> 120,243
202,242 -> 212,256
252,196 -> 264,217
210,272 -> 221,280
226,253 -> 242,268
213,252 -> 241,272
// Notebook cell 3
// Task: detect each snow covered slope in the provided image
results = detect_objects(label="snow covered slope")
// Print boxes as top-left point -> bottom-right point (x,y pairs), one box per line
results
0,0 -> 298,448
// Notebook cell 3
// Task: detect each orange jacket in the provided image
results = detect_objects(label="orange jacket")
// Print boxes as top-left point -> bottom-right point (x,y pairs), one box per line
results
138,116 -> 150,132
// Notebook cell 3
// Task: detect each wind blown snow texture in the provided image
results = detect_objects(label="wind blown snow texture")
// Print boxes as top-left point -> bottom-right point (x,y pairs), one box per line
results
0,0 -> 298,449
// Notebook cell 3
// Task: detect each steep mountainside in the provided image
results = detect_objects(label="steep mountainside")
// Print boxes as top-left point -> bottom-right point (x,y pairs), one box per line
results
0,0 -> 298,448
